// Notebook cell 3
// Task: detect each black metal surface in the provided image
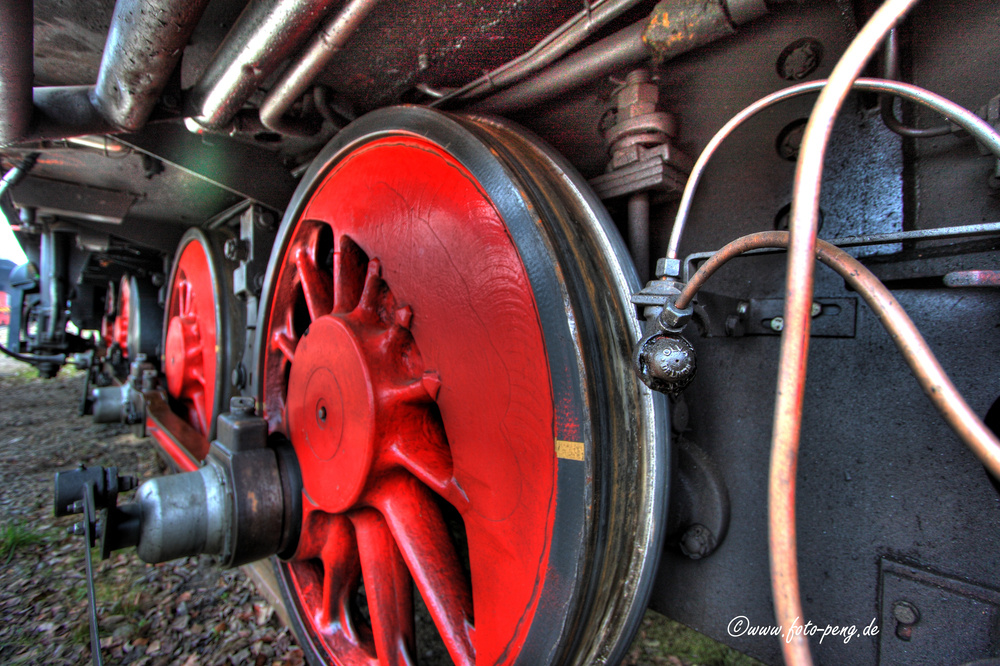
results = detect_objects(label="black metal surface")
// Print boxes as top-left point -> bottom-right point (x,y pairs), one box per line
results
115,124 -> 298,212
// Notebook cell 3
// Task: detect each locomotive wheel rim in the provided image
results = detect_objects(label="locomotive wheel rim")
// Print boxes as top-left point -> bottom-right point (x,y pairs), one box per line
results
163,230 -> 221,440
256,107 -> 667,666
113,275 -> 131,355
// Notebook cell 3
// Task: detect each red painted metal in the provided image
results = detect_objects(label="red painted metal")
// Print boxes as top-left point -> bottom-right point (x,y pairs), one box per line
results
112,275 -> 130,354
163,239 -> 218,439
147,422 -> 200,473
263,137 -> 557,664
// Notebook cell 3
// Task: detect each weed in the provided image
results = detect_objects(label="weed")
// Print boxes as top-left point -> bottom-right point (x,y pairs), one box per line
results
637,611 -> 764,666
0,520 -> 45,562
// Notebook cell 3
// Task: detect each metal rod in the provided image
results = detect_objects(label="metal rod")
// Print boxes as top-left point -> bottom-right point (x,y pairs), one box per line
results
187,0 -> 341,130
628,192 -> 650,283
471,19 -> 649,114
259,0 -> 382,137
0,0 -> 33,146
665,78 -> 1000,263
776,2 -> 919,664
680,220 -> 1000,281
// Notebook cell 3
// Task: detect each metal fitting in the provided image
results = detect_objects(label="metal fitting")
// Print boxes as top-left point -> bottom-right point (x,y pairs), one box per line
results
657,298 -> 694,332
633,329 -> 697,397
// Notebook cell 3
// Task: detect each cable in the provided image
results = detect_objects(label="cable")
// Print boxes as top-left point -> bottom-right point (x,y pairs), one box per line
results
671,229 -> 1000,474
777,2 -> 920,663
0,340 -> 66,366
880,28 -> 951,138
664,78 -> 1000,263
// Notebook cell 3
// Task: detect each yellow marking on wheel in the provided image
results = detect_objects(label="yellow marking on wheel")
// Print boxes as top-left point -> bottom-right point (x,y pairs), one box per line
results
555,439 -> 584,461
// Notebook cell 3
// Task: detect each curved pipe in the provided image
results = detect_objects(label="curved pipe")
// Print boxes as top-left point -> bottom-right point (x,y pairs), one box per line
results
777,1 -> 920,663
664,77 -> 1000,262
1,0 -> 208,145
259,0 -> 381,137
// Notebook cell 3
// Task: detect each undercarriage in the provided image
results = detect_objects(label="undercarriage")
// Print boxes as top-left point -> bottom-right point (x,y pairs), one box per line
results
3,0 -> 1000,664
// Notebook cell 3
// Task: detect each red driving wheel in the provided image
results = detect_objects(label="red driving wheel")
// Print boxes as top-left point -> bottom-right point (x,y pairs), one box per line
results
161,228 -> 243,457
259,108 -> 666,665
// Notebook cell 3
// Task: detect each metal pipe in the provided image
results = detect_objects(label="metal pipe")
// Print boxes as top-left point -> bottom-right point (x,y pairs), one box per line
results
472,20 -> 649,114
680,220 -> 1000,282
880,28 -> 950,138
664,78 -> 1000,265
671,230 -> 1000,478
474,0 -> 760,115
259,0 -> 382,137
777,2 -> 919,664
628,192 -> 650,283
0,0 -> 33,145
187,0 -> 340,130
94,0 -> 212,131
431,0 -> 649,107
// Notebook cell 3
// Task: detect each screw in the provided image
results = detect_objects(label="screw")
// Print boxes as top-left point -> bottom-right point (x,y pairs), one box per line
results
224,238 -> 249,262
736,301 -> 749,316
776,38 -> 824,81
679,524 -> 716,560
770,316 -> 784,332
68,522 -> 86,536
231,363 -> 247,389
70,500 -> 85,514
811,302 -> 822,317
893,600 -> 919,625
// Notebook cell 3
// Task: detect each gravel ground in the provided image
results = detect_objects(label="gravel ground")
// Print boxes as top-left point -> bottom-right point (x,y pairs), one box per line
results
0,328 -> 757,666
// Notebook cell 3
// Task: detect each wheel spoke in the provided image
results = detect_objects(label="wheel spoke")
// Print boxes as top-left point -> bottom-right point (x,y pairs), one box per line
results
385,428 -> 465,509
352,509 -> 416,666
316,513 -> 362,638
355,259 -> 383,323
295,248 -> 332,321
373,475 -> 475,666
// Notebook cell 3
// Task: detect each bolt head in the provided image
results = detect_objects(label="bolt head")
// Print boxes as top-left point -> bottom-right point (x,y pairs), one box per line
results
770,316 -> 785,332
893,601 -> 919,625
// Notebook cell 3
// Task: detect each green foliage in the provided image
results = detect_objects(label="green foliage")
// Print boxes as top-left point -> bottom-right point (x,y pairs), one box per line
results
0,520 -> 45,562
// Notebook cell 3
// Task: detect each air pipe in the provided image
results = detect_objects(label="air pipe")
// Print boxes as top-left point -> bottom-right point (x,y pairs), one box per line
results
186,0 -> 342,130
0,0 -> 210,146
473,0 -> 767,115
259,0 -> 382,137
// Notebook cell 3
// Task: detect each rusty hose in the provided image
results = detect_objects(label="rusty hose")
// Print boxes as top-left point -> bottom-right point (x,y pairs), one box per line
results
677,229 -> 1000,659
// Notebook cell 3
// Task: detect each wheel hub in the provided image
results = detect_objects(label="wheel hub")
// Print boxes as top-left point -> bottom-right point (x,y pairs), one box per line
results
164,313 -> 202,397
287,315 -> 376,513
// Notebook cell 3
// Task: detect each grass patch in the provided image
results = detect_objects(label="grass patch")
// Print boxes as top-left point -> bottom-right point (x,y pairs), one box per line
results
637,611 -> 764,666
0,520 -> 45,562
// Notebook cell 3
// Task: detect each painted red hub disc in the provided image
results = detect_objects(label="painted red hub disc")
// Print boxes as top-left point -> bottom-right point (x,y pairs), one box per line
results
263,136 -> 558,665
163,237 -> 218,439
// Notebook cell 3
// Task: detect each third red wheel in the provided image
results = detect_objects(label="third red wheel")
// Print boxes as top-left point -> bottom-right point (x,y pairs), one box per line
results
256,107 -> 667,665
